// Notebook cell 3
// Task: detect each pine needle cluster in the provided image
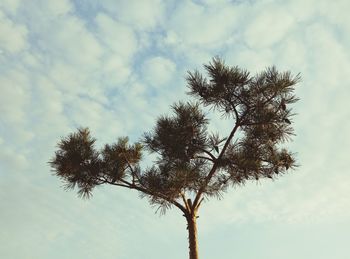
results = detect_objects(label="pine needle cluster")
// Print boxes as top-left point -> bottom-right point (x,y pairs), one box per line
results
50,57 -> 300,213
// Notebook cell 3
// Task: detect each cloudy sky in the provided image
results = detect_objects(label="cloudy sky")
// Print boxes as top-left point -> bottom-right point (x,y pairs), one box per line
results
1,0 -> 349,258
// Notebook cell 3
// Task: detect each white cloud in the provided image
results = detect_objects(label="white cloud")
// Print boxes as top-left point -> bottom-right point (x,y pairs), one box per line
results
101,56 -> 131,85
0,10 -> 28,54
49,16 -> 103,68
29,76 -> 70,136
199,170 -> 350,231
21,6 -> 102,71
0,0 -> 21,14
0,69 -> 30,124
46,61 -> 106,105
274,36 -> 307,70
167,1 -> 238,47
99,0 -> 165,30
95,13 -> 138,60
121,80 -> 149,111
196,0 -> 233,5
162,30 -> 181,46
141,56 -> 177,86
244,6 -> 295,49
94,13 -> 138,86
67,98 -> 106,129
0,146 -> 28,172
43,0 -> 73,16
317,0 -> 350,28
284,0 -> 318,22
227,47 -> 274,72
304,23 -> 350,86
47,62 -> 89,95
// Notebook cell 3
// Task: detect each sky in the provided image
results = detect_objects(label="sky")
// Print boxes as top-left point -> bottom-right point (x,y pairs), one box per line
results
0,0 -> 350,258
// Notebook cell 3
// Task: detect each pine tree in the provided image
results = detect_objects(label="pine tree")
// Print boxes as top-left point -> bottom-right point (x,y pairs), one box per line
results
50,57 -> 300,259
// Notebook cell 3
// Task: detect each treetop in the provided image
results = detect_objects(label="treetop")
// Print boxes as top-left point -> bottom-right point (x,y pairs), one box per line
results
50,57 -> 300,214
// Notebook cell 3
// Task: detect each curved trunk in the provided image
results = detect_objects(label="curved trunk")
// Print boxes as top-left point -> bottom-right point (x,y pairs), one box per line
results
187,215 -> 199,259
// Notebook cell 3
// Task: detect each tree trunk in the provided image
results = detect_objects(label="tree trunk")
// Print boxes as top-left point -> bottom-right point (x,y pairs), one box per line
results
187,215 -> 199,259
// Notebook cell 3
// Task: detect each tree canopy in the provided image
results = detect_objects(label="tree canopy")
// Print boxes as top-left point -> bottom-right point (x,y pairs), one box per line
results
50,57 -> 300,259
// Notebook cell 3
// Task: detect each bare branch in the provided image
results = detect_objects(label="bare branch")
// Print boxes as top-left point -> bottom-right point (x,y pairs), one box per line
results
180,192 -> 191,215
195,197 -> 204,210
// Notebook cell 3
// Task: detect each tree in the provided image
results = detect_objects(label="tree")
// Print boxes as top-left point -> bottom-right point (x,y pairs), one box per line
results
50,58 -> 300,259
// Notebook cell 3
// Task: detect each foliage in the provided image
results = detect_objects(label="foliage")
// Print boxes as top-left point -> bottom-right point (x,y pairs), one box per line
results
50,128 -> 142,198
50,57 -> 300,213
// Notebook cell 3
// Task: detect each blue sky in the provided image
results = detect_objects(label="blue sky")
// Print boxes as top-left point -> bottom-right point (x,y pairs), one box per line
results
1,0 -> 349,258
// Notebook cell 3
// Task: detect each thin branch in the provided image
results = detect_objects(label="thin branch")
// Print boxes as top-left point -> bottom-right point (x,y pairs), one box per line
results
133,184 -> 188,214
195,197 -> 204,210
232,106 -> 239,122
193,155 -> 214,162
105,176 -> 188,214
263,90 -> 278,106
228,99 -> 240,123
101,179 -> 135,189
242,121 -> 275,126
192,122 -> 241,209
231,92 -> 250,107
180,192 -> 191,215
119,178 -> 134,187
123,154 -> 137,184
197,147 -> 216,161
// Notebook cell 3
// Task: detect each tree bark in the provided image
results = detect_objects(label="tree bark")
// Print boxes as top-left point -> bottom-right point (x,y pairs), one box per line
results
187,215 -> 199,259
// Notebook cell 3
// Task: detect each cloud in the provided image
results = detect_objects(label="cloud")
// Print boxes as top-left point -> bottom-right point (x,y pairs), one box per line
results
199,170 -> 350,231
0,145 -> 28,172
100,56 -> 131,86
98,0 -> 165,30
166,1 -> 238,47
46,16 -> 103,68
244,6 -> 296,49
141,56 -> 177,86
0,10 -> 28,54
0,69 -> 30,124
94,13 -> 138,85
227,47 -> 275,72
44,0 -> 73,16
304,23 -> 350,86
1,0 -> 350,258
95,13 -> 138,60
0,0 -> 21,14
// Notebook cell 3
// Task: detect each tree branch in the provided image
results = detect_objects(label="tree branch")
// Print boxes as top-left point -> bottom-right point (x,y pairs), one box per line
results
180,192 -> 191,216
192,122 -> 241,209
231,92 -> 250,107
104,176 -> 188,214
123,154 -> 139,184
228,99 -> 239,122
97,177 -> 133,189
196,197 -> 204,210
193,155 -> 214,162
197,147 -> 216,161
